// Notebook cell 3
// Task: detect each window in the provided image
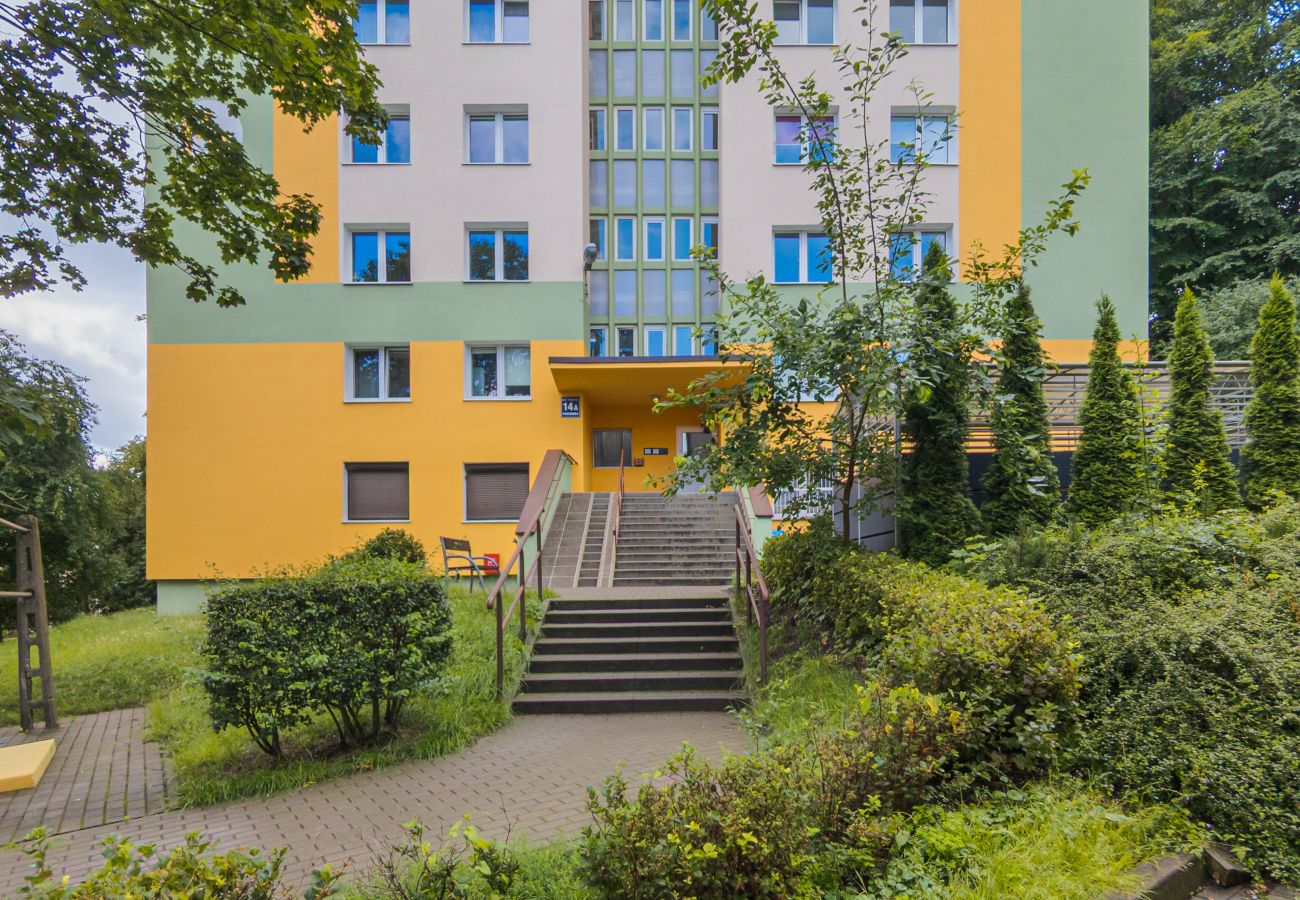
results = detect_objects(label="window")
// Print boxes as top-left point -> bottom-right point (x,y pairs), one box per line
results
589,326 -> 608,357
644,108 -> 665,151
465,463 -> 530,521
467,111 -> 528,164
890,0 -> 948,44
700,268 -> 720,314
671,269 -> 694,316
642,159 -> 666,206
613,159 -> 636,205
590,218 -> 607,259
644,326 -> 667,356
347,345 -> 411,401
672,217 -> 692,260
468,0 -> 528,42
345,463 -> 408,521
673,324 -> 695,355
644,0 -> 663,40
701,216 -> 719,256
672,107 -> 692,150
889,229 -> 949,280
890,113 -> 953,163
594,429 -> 632,468
467,228 -> 528,281
589,50 -> 607,98
642,50 -> 665,95
700,49 -> 718,97
589,270 -> 609,315
701,109 -> 719,150
614,270 -> 636,315
616,326 -> 637,356
589,108 -> 607,150
671,159 -> 694,206
670,49 -> 694,97
467,344 -> 531,398
774,0 -> 834,44
672,0 -> 691,40
773,231 -> 832,283
614,107 -> 635,150
589,0 -> 605,39
613,50 -> 636,95
614,0 -> 633,39
350,229 -> 411,283
700,159 -> 719,206
701,4 -> 717,39
350,110 -> 410,164
643,269 -> 666,316
701,326 -> 720,356
355,0 -> 409,44
590,160 -> 608,207
644,217 -> 665,261
774,114 -> 835,165
615,217 -> 636,260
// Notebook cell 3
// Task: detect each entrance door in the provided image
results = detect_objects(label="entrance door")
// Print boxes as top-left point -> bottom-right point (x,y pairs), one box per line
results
675,427 -> 715,492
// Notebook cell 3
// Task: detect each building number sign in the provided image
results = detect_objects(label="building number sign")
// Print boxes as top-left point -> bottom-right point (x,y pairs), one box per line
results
561,396 -> 581,418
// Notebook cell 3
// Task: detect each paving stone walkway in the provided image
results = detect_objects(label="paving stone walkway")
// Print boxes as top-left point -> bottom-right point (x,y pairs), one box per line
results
0,711 -> 746,892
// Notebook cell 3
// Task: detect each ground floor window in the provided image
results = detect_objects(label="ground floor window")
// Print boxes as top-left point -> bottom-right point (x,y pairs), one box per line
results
464,463 -> 530,521
594,428 -> 632,468
347,345 -> 410,400
345,462 -> 409,521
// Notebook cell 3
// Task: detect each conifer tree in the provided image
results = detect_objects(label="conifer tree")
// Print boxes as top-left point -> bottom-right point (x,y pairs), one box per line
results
1164,288 -> 1239,509
1069,296 -> 1143,526
981,283 -> 1062,534
1241,276 -> 1300,508
897,242 -> 980,564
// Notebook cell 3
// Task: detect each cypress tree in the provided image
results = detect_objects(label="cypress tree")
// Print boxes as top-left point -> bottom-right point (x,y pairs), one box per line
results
1241,275 -> 1300,508
1069,296 -> 1143,526
1163,287 -> 1239,509
897,242 -> 980,565
981,283 -> 1062,534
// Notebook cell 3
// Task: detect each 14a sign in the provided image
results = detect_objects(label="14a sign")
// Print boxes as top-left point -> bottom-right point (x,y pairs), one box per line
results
561,396 -> 581,418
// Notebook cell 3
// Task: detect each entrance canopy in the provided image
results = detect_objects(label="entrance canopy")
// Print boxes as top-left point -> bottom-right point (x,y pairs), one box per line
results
548,355 -> 746,406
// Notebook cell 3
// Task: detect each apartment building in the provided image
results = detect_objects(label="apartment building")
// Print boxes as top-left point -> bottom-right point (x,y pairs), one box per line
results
146,0 -> 1148,611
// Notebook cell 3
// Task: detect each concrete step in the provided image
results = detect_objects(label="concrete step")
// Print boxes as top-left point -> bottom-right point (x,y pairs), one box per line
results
544,607 -> 732,625
526,652 -> 742,673
613,576 -> 733,586
522,670 -> 743,693
541,621 -> 736,639
532,635 -> 740,655
512,690 -> 746,715
549,596 -> 727,611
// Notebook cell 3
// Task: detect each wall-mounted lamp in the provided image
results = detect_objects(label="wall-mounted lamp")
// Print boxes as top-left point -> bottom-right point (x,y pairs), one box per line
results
582,243 -> 599,272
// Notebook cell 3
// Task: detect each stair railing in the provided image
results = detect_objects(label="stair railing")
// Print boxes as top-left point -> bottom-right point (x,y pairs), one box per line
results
734,504 -> 770,683
487,450 -> 574,697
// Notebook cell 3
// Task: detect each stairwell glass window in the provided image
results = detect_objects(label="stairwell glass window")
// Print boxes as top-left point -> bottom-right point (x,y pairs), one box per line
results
589,0 -> 605,39
644,218 -> 665,261
594,429 -> 633,468
672,107 -> 692,150
773,231 -> 831,284
347,346 -> 411,401
467,111 -> 528,164
644,108 -> 665,151
889,0 -> 949,44
616,326 -> 636,357
889,229 -> 949,280
467,344 -> 531,399
589,108 -> 607,150
350,229 -> 411,284
614,107 -> 635,151
355,0 -> 408,44
774,114 -> 835,165
467,228 -> 528,281
672,0 -> 691,39
589,218 -> 607,260
774,0 -> 835,44
644,325 -> 667,356
890,113 -> 954,163
614,217 -> 636,261
467,0 -> 528,42
350,109 -> 410,164
614,0 -> 633,39
672,217 -> 692,260
673,324 -> 695,355
345,463 -> 409,522
589,326 -> 608,357
701,109 -> 719,150
644,0 -> 663,40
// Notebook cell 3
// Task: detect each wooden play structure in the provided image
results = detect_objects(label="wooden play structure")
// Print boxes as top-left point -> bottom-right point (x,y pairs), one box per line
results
0,514 -> 56,792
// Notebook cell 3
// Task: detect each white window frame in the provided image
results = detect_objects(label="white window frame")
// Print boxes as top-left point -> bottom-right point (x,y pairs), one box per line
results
644,325 -> 667,356
346,105 -> 411,165
614,0 -> 634,40
614,106 -> 636,151
464,343 -> 532,400
347,227 -> 411,285
589,108 -> 607,150
615,325 -> 638,357
644,0 -> 663,40
671,107 -> 693,151
466,0 -> 529,43
643,107 -> 665,151
590,218 -> 607,260
465,226 -> 529,282
673,324 -> 696,356
890,228 -> 952,281
465,109 -> 529,165
890,110 -> 957,164
701,215 -> 719,258
772,229 -> 830,284
644,217 -> 666,262
589,0 -> 605,40
672,216 -> 693,261
345,345 -> 412,403
773,0 -> 836,45
589,326 -> 609,357
774,112 -> 837,165
614,216 -> 637,261
671,0 -> 692,41
890,0 -> 954,45
701,108 -> 719,151
356,0 -> 410,46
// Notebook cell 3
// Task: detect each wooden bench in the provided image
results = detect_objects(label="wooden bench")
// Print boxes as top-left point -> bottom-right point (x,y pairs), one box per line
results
439,537 -> 500,592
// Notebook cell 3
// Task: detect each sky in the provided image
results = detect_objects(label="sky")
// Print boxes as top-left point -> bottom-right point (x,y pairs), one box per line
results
0,240 -> 147,454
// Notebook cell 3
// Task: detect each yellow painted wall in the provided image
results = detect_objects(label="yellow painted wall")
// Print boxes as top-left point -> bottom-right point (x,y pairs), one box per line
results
585,404 -> 706,493
958,0 -> 1021,269
146,339 -> 584,580
273,107 -> 338,283
1042,339 -> 1145,364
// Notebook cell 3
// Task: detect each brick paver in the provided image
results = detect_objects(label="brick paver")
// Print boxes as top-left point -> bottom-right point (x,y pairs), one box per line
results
0,708 -> 171,844
0,711 -> 746,891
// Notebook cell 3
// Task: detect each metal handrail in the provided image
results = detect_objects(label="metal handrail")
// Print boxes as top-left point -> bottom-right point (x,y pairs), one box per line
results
486,450 -> 574,697
612,450 -> 626,541
733,504 -> 770,683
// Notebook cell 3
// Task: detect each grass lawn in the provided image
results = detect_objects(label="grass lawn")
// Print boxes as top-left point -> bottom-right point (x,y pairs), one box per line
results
150,585 -> 538,807
0,608 -> 205,726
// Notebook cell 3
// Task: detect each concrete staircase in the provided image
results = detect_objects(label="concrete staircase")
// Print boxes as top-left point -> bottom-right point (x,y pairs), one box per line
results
613,493 -> 737,587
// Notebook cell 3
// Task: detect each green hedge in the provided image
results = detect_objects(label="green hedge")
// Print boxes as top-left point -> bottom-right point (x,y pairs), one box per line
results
199,556 -> 452,756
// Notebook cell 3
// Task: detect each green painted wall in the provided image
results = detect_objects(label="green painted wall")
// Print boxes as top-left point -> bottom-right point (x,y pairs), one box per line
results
1021,0 -> 1150,342
157,580 -> 207,615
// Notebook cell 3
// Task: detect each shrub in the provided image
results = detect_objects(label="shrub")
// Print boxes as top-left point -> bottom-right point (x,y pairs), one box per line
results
199,556 -> 453,756
760,516 -> 851,633
349,527 -> 429,565
1242,275 -> 1300,508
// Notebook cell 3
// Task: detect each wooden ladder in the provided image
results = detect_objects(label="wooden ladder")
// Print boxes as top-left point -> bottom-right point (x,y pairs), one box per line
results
8,515 -> 56,730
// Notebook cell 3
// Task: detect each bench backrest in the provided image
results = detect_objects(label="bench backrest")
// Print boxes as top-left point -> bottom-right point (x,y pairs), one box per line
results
440,537 -> 472,555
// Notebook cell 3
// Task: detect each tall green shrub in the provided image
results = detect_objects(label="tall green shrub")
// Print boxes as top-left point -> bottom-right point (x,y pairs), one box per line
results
981,283 -> 1062,534
1242,275 -> 1300,508
897,243 -> 979,564
1069,296 -> 1143,525
1164,288 -> 1239,509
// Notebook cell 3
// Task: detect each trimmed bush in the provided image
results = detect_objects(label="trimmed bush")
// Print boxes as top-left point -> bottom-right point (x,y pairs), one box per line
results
348,527 -> 429,565
1242,275 -> 1300,508
199,556 -> 452,756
